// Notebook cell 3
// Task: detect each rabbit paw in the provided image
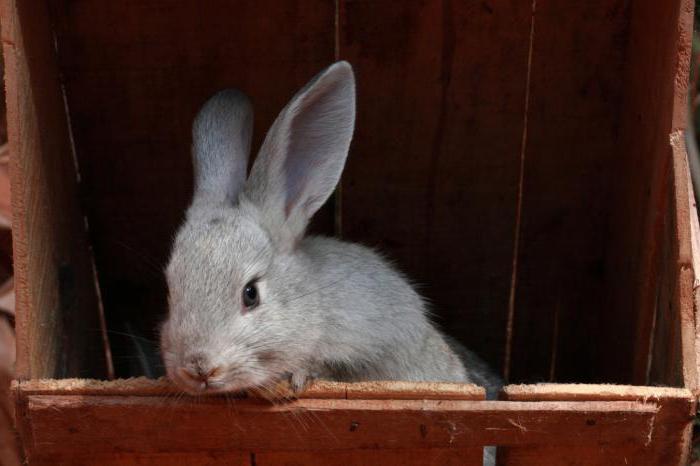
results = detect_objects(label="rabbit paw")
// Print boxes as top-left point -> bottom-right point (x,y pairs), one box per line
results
253,372 -> 314,402
289,370 -> 315,394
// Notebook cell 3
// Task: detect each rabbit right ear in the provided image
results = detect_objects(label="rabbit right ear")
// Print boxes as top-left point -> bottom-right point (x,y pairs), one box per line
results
191,89 -> 253,205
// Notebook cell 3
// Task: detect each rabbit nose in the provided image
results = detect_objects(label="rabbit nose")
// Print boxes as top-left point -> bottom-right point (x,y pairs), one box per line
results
180,355 -> 220,383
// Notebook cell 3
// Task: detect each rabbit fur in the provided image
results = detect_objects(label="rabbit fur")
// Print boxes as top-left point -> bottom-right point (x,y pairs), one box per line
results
160,61 -> 502,401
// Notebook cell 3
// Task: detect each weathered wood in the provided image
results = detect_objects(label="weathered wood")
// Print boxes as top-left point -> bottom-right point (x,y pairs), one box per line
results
500,383 -> 695,466
507,0 -> 631,384
604,0 -> 695,386
497,445 -> 653,466
0,0 -> 108,379
13,378 -> 485,400
17,395 -> 658,460
47,0 -> 337,377
254,449 -> 483,466
344,381 -> 484,400
30,450 -> 482,466
669,133 -> 698,392
337,0 -> 532,376
647,133 -> 698,391
687,142 -> 700,391
31,452 -> 249,466
502,383 -> 693,401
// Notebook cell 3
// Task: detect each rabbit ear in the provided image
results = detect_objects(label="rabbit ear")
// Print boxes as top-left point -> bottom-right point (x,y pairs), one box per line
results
191,89 -> 253,206
245,61 -> 355,246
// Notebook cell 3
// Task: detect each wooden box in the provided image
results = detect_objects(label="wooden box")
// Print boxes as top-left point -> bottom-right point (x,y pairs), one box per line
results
3,0 -> 698,464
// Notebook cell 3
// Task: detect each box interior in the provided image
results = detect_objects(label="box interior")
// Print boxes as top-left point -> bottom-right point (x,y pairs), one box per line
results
12,0 -> 693,388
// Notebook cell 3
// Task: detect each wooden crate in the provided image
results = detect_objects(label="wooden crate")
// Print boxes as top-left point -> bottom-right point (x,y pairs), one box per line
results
3,0 -> 698,464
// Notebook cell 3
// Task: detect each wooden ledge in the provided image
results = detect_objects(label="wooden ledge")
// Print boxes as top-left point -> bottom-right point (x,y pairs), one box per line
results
502,383 -> 695,402
13,378 -> 486,400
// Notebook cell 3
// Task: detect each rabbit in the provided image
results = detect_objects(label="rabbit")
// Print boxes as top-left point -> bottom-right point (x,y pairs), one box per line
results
159,61 -> 502,401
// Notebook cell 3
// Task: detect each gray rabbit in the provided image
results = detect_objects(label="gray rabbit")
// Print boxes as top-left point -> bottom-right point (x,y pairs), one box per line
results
160,61 -> 502,401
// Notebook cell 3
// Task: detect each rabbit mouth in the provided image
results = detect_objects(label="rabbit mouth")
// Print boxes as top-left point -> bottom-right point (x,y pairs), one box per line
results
168,369 -> 233,395
168,365 -> 280,396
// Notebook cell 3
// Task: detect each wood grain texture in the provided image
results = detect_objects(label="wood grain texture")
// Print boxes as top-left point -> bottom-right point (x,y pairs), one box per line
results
13,378 -> 485,400
31,452 -> 248,466
337,0 -> 532,378
502,383 -> 694,401
507,0 -> 630,384
30,450 -> 484,466
648,134 -> 698,390
687,149 -> 700,391
254,449 -> 484,466
497,445 -> 656,466
499,383 -> 695,466
604,0 -> 694,386
17,395 -> 657,460
47,0 -> 336,377
0,0 -> 108,379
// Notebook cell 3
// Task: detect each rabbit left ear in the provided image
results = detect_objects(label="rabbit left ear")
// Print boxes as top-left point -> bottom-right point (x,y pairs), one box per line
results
244,61 -> 356,245
191,89 -> 253,206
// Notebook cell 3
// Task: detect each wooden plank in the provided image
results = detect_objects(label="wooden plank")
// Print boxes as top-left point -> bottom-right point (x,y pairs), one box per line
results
502,383 -> 693,401
31,452 -> 249,466
688,136 -> 700,392
507,0 -> 631,384
33,450 -> 482,466
19,379 -> 486,464
254,449 -> 483,466
344,381 -> 484,400
669,133 -> 698,391
648,134 -> 698,391
0,0 -> 108,379
497,445 -> 652,466
604,0 -> 694,385
337,0 -> 532,376
18,395 -> 657,459
46,0 -> 336,377
500,383 -> 695,466
13,378 -> 484,400
649,172 -> 677,386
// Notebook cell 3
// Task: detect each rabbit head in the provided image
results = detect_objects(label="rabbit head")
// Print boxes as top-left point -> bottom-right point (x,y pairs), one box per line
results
160,62 -> 355,394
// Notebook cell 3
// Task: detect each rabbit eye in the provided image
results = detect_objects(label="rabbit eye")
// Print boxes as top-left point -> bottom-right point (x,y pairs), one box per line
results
242,281 -> 260,309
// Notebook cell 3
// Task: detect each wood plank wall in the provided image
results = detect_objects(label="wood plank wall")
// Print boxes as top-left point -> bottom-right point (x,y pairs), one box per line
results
48,0 -> 336,376
44,0 -> 681,384
2,0 -> 109,379
604,0 -> 694,387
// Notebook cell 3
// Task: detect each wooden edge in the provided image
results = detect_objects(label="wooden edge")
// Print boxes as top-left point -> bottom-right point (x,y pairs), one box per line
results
0,0 -> 109,379
683,132 -> 700,399
671,131 -> 700,392
502,381 -> 696,465
22,395 -> 659,457
686,143 -> 700,295
345,381 -> 485,400
501,383 -> 694,402
13,378 -> 485,400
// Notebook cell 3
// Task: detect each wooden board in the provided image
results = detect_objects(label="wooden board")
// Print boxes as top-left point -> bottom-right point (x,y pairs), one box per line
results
254,449 -> 483,466
0,0 -> 109,379
507,0 -> 630,384
13,381 -> 696,465
12,378 -> 486,401
31,452 -> 249,466
648,133 -> 698,390
603,0 -> 695,385
500,383 -> 696,466
17,395 -> 658,461
30,450 -> 480,466
46,0 -> 337,377
687,138 -> 700,391
337,0 -> 532,378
